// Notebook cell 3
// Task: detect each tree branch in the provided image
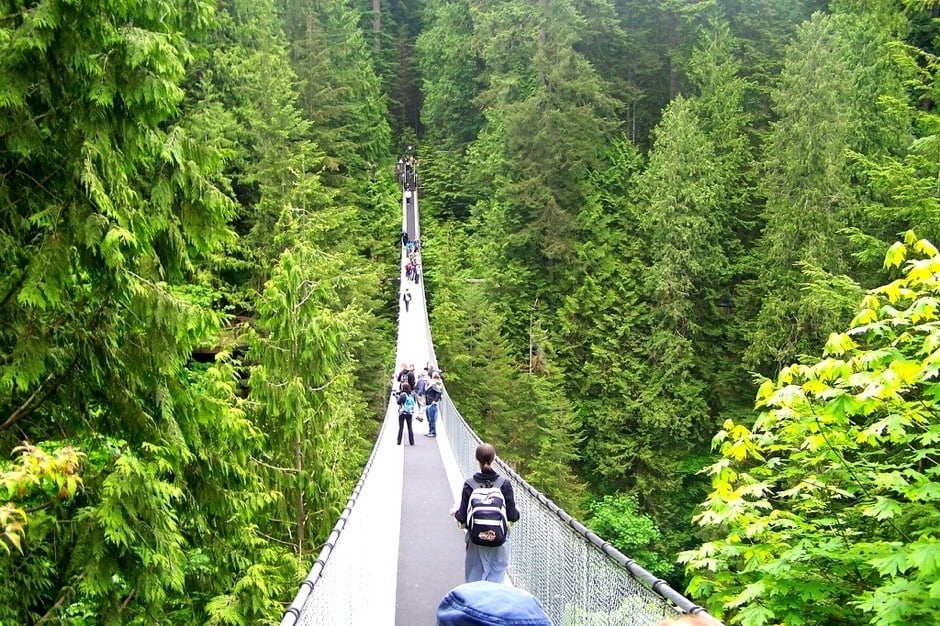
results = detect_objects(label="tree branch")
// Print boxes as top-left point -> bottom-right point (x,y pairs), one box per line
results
0,352 -> 80,433
118,587 -> 136,613
35,588 -> 71,625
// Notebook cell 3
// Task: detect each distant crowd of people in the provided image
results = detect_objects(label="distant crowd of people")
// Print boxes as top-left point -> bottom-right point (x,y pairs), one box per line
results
402,231 -> 421,285
395,149 -> 418,191
393,361 -> 444,443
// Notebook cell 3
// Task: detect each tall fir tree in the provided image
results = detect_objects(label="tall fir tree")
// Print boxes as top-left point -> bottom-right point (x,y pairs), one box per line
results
467,0 -> 619,347
415,0 -> 483,220
686,19 -> 759,416
744,10 -> 907,374
0,0 -> 303,621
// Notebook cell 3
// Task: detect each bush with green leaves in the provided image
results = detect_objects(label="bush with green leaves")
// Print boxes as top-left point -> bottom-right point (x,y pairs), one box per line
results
681,232 -> 940,625
586,494 -> 674,578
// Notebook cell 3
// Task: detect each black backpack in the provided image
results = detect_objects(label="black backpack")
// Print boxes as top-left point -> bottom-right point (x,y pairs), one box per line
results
466,476 -> 509,547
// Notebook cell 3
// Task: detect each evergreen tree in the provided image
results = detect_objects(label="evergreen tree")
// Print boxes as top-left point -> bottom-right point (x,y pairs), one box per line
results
278,0 -> 398,418
744,11 -> 906,374
0,0 -> 292,621
846,3 -> 940,272
192,0 -> 326,307
687,19 -> 759,415
355,0 -> 424,139
248,216 -> 370,556
556,137 -> 647,495
425,222 -> 585,512
467,0 -> 619,347
416,0 -> 483,220
280,0 -> 391,191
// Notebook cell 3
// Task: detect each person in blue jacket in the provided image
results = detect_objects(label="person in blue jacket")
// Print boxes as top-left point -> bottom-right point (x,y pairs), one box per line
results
396,382 -> 416,446
437,581 -> 550,626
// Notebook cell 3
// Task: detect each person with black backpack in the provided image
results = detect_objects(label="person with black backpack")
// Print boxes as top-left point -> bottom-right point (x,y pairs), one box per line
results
452,443 -> 520,583
396,363 -> 416,391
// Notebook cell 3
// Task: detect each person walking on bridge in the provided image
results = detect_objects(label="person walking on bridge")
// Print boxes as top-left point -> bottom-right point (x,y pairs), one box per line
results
396,383 -> 416,446
403,289 -> 412,312
453,443 -> 519,583
424,371 -> 443,438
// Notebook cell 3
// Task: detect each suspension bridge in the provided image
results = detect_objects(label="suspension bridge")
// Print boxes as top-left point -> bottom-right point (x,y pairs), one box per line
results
280,179 -> 721,625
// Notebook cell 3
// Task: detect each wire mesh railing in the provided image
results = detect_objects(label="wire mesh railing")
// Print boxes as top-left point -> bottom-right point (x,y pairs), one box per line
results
280,400 -> 402,626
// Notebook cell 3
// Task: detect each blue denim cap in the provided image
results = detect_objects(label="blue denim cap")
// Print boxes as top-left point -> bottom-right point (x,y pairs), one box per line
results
437,581 -> 552,625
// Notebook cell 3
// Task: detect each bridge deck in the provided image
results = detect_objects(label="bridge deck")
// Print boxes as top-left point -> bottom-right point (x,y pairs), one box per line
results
281,185 -> 719,626
394,197 -> 468,622
395,424 -> 466,622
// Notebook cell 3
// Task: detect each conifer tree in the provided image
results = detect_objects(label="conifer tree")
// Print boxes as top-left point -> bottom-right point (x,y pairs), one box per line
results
467,0 -> 619,346
190,0 -> 327,307
744,10 -> 906,374
416,0 -> 483,220
425,222 -> 585,511
280,0 -> 391,191
248,221 -> 369,555
277,0 -> 398,417
0,0 -> 288,621
686,20 -> 758,414
556,137 -> 647,495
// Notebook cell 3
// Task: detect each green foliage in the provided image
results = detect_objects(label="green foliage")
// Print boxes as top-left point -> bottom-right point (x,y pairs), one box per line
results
425,221 -> 586,513
281,0 -> 391,187
586,495 -> 674,577
0,443 -> 83,554
7,0 -> 940,622
846,38 -> 940,273
743,9 -> 908,374
248,204 -> 372,553
682,235 -> 940,625
418,0 -> 483,149
0,0 -> 389,620
191,0 -> 328,309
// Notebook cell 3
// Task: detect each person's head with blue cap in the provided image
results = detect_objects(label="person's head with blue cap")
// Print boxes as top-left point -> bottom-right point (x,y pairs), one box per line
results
437,581 -> 552,625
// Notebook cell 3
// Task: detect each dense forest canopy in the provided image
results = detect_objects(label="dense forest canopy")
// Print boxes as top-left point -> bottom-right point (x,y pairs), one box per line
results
2,0 -> 940,624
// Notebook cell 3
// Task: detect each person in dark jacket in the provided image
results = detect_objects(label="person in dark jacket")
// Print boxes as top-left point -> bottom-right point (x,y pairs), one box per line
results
452,443 -> 520,583
424,371 -> 444,437
397,363 -> 416,391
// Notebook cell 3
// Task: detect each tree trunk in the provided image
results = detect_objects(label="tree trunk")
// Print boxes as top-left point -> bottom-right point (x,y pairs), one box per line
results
372,0 -> 381,52
668,12 -> 678,100
295,436 -> 304,556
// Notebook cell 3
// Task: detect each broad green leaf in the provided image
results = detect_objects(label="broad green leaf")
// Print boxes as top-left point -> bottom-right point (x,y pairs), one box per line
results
884,241 -> 907,268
